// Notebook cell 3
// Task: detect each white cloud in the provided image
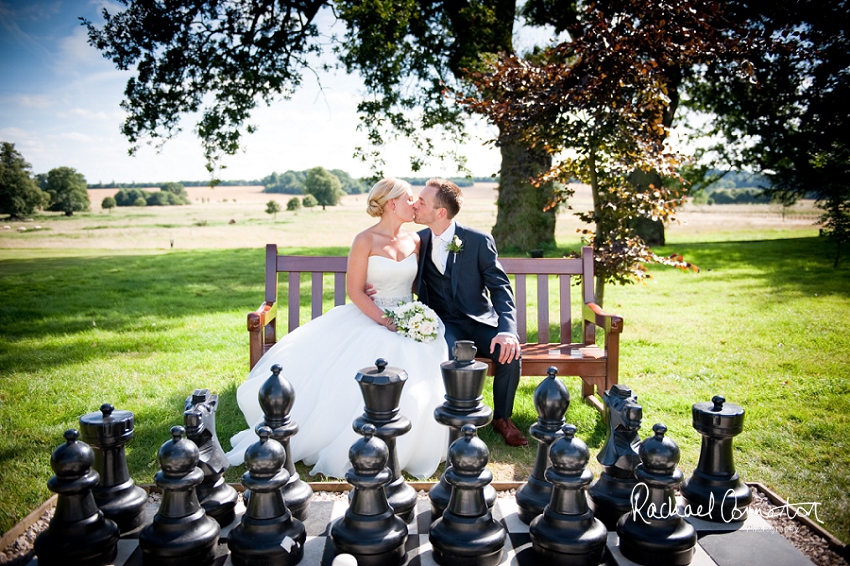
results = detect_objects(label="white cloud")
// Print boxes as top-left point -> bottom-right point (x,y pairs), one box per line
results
60,131 -> 97,143
0,94 -> 55,108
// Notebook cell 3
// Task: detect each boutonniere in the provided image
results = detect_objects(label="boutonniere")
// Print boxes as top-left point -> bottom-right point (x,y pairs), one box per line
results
447,235 -> 463,253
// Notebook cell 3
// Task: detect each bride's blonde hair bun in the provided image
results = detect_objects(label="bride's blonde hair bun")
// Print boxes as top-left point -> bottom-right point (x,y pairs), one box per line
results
366,178 -> 412,217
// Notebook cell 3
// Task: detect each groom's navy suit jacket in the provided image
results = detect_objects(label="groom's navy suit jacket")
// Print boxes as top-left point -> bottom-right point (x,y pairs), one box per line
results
416,224 -> 518,337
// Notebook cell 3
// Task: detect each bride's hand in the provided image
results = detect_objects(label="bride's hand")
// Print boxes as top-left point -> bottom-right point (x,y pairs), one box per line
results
383,318 -> 398,332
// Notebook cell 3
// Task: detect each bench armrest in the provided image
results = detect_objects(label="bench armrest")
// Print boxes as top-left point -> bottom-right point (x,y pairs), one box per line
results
582,302 -> 624,335
247,301 -> 278,370
247,300 -> 278,332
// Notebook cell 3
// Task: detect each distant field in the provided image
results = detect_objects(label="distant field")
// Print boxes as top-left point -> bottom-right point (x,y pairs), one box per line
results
0,182 -> 821,253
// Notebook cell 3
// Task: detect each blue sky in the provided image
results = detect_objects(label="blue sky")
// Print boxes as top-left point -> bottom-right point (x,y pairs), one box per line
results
0,0 -> 504,184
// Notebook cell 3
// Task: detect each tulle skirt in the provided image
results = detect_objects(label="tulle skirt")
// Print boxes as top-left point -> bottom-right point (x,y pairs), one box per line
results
226,303 -> 449,479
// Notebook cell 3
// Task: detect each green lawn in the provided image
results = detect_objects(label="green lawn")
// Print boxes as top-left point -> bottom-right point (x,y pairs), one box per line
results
0,236 -> 848,542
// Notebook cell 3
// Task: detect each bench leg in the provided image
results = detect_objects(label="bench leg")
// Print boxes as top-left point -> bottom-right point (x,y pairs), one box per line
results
581,377 -> 605,413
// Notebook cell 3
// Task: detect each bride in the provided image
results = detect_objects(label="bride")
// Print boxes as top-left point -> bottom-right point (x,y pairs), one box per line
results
226,178 -> 449,479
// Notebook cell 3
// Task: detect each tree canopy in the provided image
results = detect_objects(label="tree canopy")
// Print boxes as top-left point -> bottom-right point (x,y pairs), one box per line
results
303,166 -> 344,210
461,0 -> 748,302
43,167 -> 90,216
82,0 -> 325,173
0,142 -> 45,218
683,0 -> 850,265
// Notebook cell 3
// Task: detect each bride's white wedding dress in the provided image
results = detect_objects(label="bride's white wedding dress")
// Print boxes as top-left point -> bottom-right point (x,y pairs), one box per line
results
226,253 -> 449,479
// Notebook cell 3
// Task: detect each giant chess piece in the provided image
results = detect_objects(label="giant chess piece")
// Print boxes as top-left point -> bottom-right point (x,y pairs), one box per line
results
429,425 -> 506,566
430,341 -> 495,519
529,424 -> 608,566
34,429 -> 120,566
588,383 -> 643,529
79,403 -> 148,533
228,426 -> 306,566
139,425 -> 221,566
617,424 -> 696,566
353,359 -> 417,523
680,395 -> 752,523
184,388 -> 239,526
331,424 -> 408,566
517,367 -> 570,524
257,364 -> 314,521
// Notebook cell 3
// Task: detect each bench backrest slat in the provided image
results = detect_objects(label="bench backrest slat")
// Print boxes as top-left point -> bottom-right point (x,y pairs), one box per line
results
334,272 -> 346,306
537,274 -> 549,343
560,274 -> 572,342
267,245 -> 596,343
514,274 -> 527,342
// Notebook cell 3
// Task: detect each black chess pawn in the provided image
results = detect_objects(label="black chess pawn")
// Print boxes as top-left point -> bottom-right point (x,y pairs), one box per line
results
184,389 -> 239,526
429,425 -> 506,566
34,429 -> 120,566
430,341 -> 495,520
353,359 -> 417,523
617,424 -> 697,566
228,426 -> 306,566
331,423 -> 408,566
78,403 -> 148,533
517,367 -> 570,524
139,425 -> 221,566
588,384 -> 643,529
680,395 -> 752,523
257,364 -> 313,521
529,424 -> 608,566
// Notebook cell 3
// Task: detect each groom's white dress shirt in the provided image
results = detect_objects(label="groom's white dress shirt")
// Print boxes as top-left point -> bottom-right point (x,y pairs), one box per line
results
430,222 -> 456,275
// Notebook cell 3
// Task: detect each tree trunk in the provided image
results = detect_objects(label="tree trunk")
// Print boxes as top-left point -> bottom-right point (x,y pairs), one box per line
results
629,67 -> 682,246
491,136 -> 557,251
588,146 -> 606,308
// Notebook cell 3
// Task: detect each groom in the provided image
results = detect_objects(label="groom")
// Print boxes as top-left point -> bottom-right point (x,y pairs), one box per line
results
413,178 -> 528,447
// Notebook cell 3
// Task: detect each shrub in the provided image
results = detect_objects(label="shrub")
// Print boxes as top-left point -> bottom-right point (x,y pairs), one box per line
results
302,194 -> 318,208
287,197 -> 301,211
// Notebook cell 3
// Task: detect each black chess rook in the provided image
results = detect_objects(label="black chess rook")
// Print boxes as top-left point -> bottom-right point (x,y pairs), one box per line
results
429,425 -> 506,566
516,367 -> 570,524
430,341 -> 495,520
184,389 -> 239,526
331,423 -> 408,566
34,429 -> 120,566
529,424 -> 607,566
138,425 -> 221,566
617,424 -> 697,566
352,358 -> 417,524
79,403 -> 148,533
680,395 -> 752,523
228,426 -> 306,566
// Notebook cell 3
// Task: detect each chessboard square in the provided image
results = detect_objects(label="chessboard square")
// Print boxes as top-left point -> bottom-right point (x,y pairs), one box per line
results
605,532 -> 719,566
303,500 -> 337,537
494,497 -> 530,534
506,532 -> 535,566
412,498 -> 432,535
698,530 -> 815,566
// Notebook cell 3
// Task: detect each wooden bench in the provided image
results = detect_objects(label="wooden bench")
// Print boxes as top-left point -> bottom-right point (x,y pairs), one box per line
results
247,244 -> 623,411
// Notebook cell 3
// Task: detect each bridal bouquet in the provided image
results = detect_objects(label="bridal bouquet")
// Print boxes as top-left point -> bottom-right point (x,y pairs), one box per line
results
384,301 -> 439,343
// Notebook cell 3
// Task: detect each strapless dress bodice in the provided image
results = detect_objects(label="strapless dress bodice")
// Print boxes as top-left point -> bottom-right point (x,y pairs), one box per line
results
367,254 -> 416,308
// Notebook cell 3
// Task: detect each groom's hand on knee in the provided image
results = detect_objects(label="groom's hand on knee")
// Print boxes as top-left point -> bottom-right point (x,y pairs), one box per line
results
491,334 -> 521,364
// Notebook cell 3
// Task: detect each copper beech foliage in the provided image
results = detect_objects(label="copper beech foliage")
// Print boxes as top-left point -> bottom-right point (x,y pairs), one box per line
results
460,0 -> 750,300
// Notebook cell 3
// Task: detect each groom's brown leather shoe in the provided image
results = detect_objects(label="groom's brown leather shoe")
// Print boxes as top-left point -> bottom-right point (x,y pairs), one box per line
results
493,418 -> 529,447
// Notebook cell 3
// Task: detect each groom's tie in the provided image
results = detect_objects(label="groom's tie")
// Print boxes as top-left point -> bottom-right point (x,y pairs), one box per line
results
431,235 -> 445,274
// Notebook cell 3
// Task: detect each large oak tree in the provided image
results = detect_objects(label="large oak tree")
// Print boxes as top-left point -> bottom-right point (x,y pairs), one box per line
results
83,1 -> 580,250
459,0 -> 751,303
